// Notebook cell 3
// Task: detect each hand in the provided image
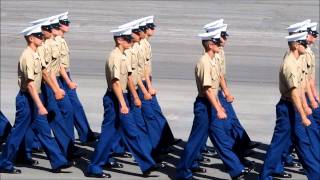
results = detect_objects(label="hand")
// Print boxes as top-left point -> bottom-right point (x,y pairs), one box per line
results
311,101 -> 319,109
315,95 -> 319,102
54,90 -> 64,100
38,106 -> 48,115
226,94 -> 234,103
134,97 -> 142,108
148,87 -> 156,96
144,93 -> 152,100
302,117 -> 311,127
217,109 -> 227,120
120,105 -> 129,114
59,88 -> 65,96
305,106 -> 313,115
68,81 -> 77,89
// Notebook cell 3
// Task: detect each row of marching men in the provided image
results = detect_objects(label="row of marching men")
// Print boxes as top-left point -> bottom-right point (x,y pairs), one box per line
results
175,19 -> 320,180
86,16 -> 182,178
0,13 -> 319,179
260,20 -> 320,180
0,12 -> 97,174
0,14 -> 182,178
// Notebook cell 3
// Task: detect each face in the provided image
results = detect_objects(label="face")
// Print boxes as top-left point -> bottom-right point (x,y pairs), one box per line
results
60,24 -> 70,32
29,34 -> 43,46
146,28 -> 155,36
42,30 -> 52,39
132,33 -> 140,42
307,34 -> 317,44
139,31 -> 146,39
296,43 -> 306,54
209,42 -> 220,53
51,28 -> 60,36
118,37 -> 132,49
220,37 -> 226,47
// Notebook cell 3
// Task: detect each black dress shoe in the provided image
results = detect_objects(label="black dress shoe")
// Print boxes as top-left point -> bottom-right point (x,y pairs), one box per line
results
159,146 -> 174,154
52,161 -> 74,173
0,168 -> 22,174
272,172 -> 292,178
202,149 -> 216,157
105,161 -> 124,169
191,167 -> 207,173
157,161 -> 167,168
85,172 -> 111,178
243,165 -> 255,173
17,159 -> 39,166
242,159 -> 256,168
242,149 -> 255,157
171,138 -> 182,146
113,152 -> 132,158
32,147 -> 45,153
187,176 -> 200,180
142,163 -> 166,177
198,157 -> 211,163
247,141 -> 261,149
68,151 -> 85,160
285,161 -> 302,168
232,173 -> 245,180
142,165 -> 158,177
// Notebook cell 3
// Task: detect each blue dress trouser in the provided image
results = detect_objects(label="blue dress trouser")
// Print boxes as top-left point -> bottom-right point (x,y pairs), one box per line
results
177,97 -> 244,179
0,111 -> 12,143
41,83 -> 75,157
137,87 -> 162,150
56,77 -> 75,141
110,133 -> 126,154
59,72 -> 94,143
312,99 -> 320,129
87,91 -> 155,175
0,91 -> 68,170
260,99 -> 320,180
218,91 -> 251,154
86,91 -> 119,175
144,79 -> 176,149
118,93 -> 155,172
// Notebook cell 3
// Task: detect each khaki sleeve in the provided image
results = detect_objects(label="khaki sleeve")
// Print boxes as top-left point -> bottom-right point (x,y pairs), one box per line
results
310,55 -> 316,79
26,55 -> 35,81
284,66 -> 300,89
60,41 -> 68,68
51,41 -> 60,59
311,65 -> 315,79
37,46 -> 48,69
146,42 -> 152,60
199,62 -> 212,87
137,47 -> 145,77
111,56 -> 121,80
221,58 -> 226,75
124,50 -> 132,73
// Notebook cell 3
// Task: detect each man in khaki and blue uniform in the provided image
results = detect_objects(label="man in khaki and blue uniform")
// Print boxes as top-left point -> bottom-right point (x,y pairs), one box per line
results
177,30 -> 252,180
0,24 -> 72,174
56,12 -> 97,143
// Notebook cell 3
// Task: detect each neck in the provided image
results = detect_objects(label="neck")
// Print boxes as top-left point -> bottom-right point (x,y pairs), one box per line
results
291,50 -> 299,60
117,45 -> 124,53
206,50 -> 214,58
60,31 -> 64,37
28,43 -> 37,52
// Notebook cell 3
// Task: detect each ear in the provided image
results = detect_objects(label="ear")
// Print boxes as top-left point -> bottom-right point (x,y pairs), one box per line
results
116,37 -> 122,44
28,36 -> 34,42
